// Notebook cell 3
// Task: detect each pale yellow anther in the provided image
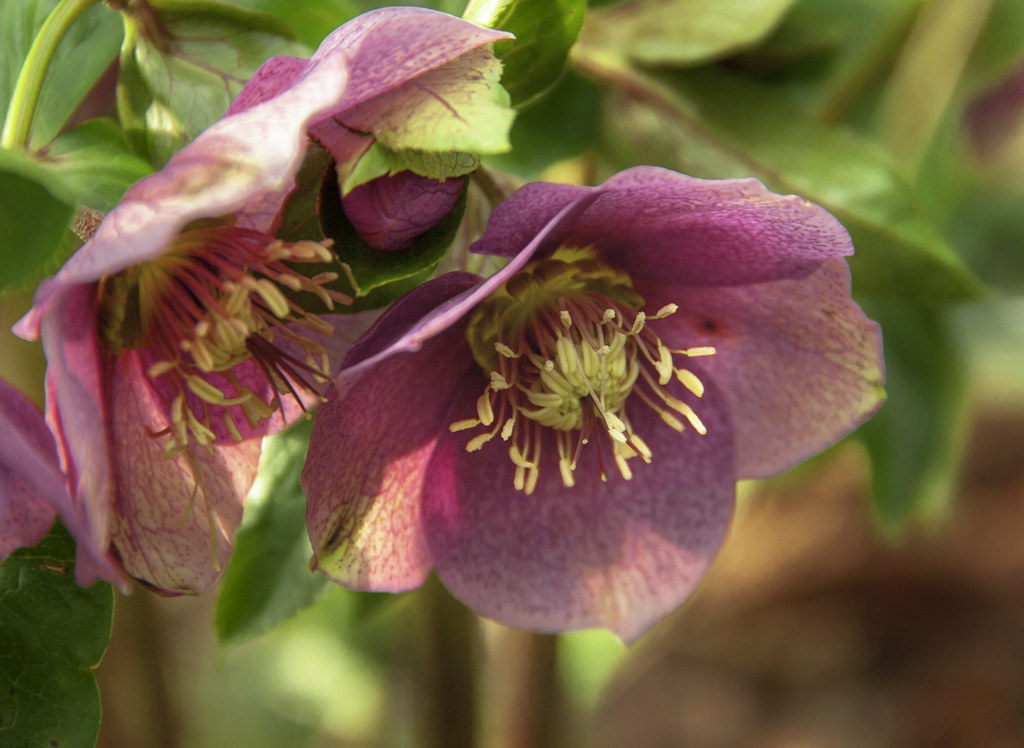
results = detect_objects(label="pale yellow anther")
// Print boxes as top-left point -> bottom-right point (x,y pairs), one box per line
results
253,278 -> 291,318
654,303 -> 678,318
559,457 -> 575,487
495,342 -> 519,359
675,368 -> 705,397
524,467 -> 539,496
630,312 -> 646,335
476,392 -> 494,426
614,452 -> 633,481
508,443 -> 536,469
489,371 -> 510,390
501,418 -> 516,440
602,308 -> 616,324
186,375 -> 231,405
655,344 -> 674,385
466,432 -> 494,452
682,346 -> 716,357
560,309 -> 572,328
223,411 -> 242,442
449,418 -> 480,433
630,432 -> 653,462
147,360 -> 178,378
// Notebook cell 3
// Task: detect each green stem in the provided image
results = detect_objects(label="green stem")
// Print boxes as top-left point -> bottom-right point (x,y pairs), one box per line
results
1,0 -> 105,150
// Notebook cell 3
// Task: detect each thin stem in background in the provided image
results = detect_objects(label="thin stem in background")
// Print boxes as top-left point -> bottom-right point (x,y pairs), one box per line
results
1,0 -> 105,149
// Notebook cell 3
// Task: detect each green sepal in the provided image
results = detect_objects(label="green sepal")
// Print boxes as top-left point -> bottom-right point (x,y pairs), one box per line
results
276,143 -> 470,313
0,523 -> 114,748
341,141 -> 479,195
320,168 -> 470,313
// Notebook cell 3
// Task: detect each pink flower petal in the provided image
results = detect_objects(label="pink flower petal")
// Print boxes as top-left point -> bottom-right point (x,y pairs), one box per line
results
303,323 -> 475,590
108,351 -> 260,592
659,258 -> 885,478
423,376 -> 736,642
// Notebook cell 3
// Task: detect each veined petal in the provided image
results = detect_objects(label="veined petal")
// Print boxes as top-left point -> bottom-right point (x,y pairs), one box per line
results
472,167 -> 853,287
423,376 -> 736,642
302,323 -> 476,590
108,351 -> 259,593
0,380 -> 60,560
660,258 -> 885,479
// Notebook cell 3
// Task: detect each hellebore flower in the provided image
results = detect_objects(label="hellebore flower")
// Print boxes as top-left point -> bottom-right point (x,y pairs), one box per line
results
13,8 -> 512,593
302,166 -> 886,641
227,9 -> 512,251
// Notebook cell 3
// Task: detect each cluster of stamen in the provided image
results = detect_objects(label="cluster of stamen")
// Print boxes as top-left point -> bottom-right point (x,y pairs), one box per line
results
452,248 -> 714,494
98,225 -> 351,457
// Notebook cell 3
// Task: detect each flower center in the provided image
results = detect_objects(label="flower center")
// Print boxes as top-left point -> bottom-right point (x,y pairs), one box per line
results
453,247 -> 715,494
97,224 -> 351,457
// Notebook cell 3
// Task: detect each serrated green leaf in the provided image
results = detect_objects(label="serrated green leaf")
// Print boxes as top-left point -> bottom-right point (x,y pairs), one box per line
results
583,0 -> 796,66
591,60 -> 984,301
117,0 -> 306,166
215,421 -> 330,652
465,0 -> 586,108
858,301 -> 967,532
1,0 -> 122,149
0,146 -> 75,292
37,118 -> 153,211
0,523 -> 114,748
342,141 -> 479,194
365,45 -> 513,155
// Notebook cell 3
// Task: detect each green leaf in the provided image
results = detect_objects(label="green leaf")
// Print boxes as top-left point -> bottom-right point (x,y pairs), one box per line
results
215,420 -> 330,652
117,0 -> 306,166
36,118 -> 153,211
361,44 -> 513,156
582,0 -> 796,66
858,301 -> 967,532
226,0 -> 362,48
486,69 -> 601,180
592,61 -> 985,301
0,146 -> 75,292
1,0 -> 122,149
342,141 -> 479,194
0,523 -> 114,748
464,0 -> 586,108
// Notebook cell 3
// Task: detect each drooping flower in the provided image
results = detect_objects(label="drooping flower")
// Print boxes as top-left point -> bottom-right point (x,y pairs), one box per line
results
227,9 -> 512,252
12,8 -> 512,593
301,166 -> 886,641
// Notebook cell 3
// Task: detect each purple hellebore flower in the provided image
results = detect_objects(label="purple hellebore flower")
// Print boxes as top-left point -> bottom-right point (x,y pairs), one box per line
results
11,8 -> 511,593
301,166 -> 886,641
228,10 -> 511,251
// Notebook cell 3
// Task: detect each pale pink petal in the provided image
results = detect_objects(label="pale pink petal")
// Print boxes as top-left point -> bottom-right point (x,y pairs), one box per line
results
302,323 -> 474,590
108,351 -> 260,592
658,258 -> 885,479
424,376 -> 735,642
0,380 -> 59,560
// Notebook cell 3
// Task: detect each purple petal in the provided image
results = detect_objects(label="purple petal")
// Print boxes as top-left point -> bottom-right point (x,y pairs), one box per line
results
342,173 -> 464,250
38,285 -> 116,566
107,351 -> 259,593
0,379 -> 60,560
658,258 -> 885,479
423,375 -> 736,642
302,323 -> 475,590
341,193 -> 603,379
473,167 -> 853,287
50,50 -> 352,287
